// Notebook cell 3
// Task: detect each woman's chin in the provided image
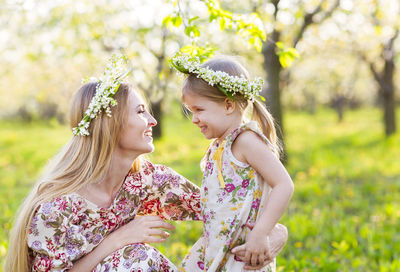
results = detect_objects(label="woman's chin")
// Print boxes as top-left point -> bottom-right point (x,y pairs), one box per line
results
144,143 -> 155,154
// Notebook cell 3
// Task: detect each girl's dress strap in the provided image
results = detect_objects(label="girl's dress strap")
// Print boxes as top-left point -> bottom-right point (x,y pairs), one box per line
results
226,121 -> 276,153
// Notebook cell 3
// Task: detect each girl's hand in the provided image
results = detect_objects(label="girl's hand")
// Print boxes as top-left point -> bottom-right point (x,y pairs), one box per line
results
243,228 -> 272,267
110,215 -> 174,248
232,247 -> 272,270
231,223 -> 288,270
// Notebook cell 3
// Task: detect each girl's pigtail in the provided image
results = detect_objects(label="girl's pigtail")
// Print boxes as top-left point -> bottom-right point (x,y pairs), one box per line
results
252,100 -> 282,158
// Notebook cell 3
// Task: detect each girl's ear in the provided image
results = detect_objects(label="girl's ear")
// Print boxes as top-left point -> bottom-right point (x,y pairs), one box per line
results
224,98 -> 236,114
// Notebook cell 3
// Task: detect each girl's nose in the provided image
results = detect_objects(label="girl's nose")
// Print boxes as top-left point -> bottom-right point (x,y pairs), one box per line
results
191,114 -> 199,124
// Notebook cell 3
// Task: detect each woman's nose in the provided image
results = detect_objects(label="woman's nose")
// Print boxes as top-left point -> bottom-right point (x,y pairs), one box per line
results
148,114 -> 157,127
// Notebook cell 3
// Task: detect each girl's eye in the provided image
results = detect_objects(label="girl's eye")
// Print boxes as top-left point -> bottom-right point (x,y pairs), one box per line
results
138,110 -> 145,114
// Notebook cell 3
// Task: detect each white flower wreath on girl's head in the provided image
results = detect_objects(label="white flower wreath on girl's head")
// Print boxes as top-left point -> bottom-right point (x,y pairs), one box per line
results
73,54 -> 132,136
170,52 -> 265,102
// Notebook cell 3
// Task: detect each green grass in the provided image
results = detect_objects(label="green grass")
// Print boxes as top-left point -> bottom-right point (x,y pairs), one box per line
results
1,107 -> 399,271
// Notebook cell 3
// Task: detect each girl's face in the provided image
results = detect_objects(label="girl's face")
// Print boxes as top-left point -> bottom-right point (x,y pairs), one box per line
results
118,91 -> 157,155
183,91 -> 232,140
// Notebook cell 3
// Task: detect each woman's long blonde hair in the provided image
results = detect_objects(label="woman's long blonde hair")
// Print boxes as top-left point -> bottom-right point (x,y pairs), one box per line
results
5,82 -> 138,272
182,57 -> 282,157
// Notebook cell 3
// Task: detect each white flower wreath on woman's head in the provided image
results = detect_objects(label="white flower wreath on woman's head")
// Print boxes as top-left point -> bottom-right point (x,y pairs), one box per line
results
72,53 -> 132,136
170,52 -> 265,102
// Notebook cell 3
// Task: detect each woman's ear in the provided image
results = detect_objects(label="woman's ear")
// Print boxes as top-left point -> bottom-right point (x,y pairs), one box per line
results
224,98 -> 236,114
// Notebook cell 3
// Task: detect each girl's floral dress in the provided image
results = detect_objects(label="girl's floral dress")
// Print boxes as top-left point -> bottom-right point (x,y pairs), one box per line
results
28,160 -> 201,272
180,122 -> 275,272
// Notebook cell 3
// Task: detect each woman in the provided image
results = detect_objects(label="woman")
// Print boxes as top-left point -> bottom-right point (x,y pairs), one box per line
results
5,55 -> 285,271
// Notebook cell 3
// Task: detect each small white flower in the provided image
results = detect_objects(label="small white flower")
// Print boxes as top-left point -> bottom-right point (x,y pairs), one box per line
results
72,54 -> 130,136
171,52 -> 263,102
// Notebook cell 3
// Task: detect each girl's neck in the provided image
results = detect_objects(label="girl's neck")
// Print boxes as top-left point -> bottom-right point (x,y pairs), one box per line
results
216,115 -> 244,143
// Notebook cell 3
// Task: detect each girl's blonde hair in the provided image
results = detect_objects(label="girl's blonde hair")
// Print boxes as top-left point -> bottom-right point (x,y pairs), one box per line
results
5,82 -> 140,272
183,57 -> 282,157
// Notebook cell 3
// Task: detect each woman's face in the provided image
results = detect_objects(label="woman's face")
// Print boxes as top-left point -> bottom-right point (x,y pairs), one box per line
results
118,90 -> 157,155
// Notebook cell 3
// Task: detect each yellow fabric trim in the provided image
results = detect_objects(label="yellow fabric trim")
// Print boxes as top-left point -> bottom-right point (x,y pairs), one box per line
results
212,141 -> 226,188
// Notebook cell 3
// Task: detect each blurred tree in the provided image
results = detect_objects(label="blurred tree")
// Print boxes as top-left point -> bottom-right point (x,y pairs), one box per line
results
128,27 -> 179,139
340,0 -> 399,136
358,3 -> 399,136
1,0 -> 182,138
361,30 -> 398,136
252,0 -> 340,160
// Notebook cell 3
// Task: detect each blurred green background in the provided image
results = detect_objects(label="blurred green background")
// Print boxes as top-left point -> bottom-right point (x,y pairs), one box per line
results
1,0 -> 399,271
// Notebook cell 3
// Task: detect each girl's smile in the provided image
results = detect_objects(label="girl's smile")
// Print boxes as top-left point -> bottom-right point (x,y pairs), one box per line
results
182,91 -> 242,141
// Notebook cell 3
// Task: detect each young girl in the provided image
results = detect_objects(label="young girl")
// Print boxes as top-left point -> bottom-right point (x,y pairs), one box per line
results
171,53 -> 294,272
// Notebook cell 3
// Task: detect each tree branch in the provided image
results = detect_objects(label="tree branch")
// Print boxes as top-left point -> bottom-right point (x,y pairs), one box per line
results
293,0 -> 340,47
358,52 -> 382,88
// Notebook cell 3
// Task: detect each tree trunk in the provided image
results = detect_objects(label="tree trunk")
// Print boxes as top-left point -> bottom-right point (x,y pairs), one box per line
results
382,89 -> 396,136
380,43 -> 397,136
381,59 -> 396,135
151,100 -> 163,140
262,30 -> 287,161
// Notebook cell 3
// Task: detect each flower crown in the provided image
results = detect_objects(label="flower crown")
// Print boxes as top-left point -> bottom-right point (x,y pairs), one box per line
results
72,54 -> 131,136
170,52 -> 264,102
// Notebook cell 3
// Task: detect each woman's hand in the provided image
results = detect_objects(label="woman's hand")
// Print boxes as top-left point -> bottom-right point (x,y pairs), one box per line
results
71,216 -> 174,271
111,215 -> 175,248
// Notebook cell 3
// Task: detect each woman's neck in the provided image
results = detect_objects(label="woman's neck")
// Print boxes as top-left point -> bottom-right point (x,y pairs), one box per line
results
102,148 -> 138,195
78,148 -> 138,208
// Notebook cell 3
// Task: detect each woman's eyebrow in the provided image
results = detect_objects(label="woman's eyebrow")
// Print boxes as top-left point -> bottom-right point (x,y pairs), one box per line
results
136,104 -> 145,110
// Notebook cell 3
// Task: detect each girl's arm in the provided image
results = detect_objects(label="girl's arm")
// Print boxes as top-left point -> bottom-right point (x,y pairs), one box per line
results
70,215 -> 173,272
231,130 -> 294,267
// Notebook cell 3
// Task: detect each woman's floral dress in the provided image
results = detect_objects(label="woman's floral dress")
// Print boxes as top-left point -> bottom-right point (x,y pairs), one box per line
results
180,122 -> 276,272
28,160 -> 201,272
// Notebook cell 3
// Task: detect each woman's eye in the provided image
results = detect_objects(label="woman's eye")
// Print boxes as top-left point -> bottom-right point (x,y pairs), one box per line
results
138,110 -> 145,114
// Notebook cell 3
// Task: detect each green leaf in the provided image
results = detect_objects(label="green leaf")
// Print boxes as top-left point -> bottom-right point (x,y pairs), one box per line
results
275,41 -> 285,50
217,85 -> 235,101
209,12 -> 218,22
192,25 -> 200,37
287,48 -> 300,58
184,26 -> 193,37
180,45 -> 195,55
188,16 -> 199,25
184,25 -> 200,37
279,54 -> 290,68
172,16 -> 182,28
162,15 -> 172,28
275,43 -> 300,68
254,37 -> 262,52
219,17 -> 226,30
169,58 -> 189,73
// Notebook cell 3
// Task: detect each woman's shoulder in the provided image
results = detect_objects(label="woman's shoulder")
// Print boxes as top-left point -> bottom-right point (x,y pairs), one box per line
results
29,194 -> 93,240
33,194 -> 92,225
35,194 -> 75,214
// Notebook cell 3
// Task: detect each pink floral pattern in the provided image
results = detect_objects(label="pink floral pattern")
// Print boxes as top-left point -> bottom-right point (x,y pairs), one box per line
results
28,160 -> 201,272
180,122 -> 276,272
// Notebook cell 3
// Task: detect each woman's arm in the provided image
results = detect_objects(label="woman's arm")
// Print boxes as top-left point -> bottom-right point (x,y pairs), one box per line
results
138,161 -> 202,221
70,215 -> 174,272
